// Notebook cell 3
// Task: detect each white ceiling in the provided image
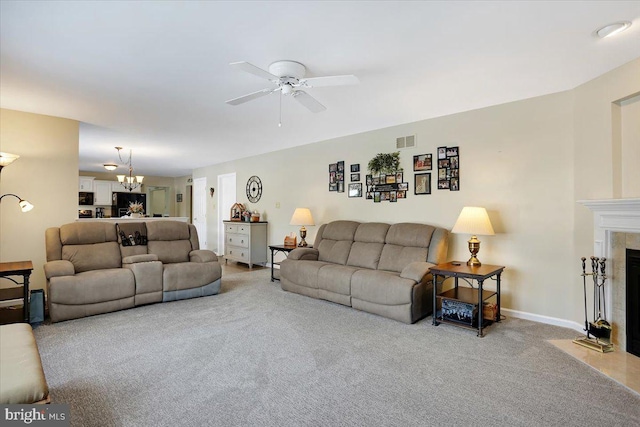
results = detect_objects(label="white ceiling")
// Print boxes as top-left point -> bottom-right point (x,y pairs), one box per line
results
1,1 -> 639,177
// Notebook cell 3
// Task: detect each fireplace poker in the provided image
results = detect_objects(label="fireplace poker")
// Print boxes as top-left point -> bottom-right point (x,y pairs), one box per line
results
581,257 -> 588,331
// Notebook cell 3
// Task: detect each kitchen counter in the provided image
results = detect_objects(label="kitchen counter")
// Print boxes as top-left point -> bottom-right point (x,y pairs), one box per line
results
75,217 -> 189,222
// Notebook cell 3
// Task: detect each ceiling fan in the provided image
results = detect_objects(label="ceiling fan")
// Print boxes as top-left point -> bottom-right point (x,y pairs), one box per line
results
225,60 -> 359,114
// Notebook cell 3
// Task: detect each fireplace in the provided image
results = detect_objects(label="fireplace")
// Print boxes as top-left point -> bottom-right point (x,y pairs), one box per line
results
579,198 -> 640,353
627,249 -> 640,357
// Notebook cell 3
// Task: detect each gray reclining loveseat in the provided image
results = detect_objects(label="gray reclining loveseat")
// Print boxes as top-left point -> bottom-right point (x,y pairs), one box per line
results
44,220 -> 221,322
280,220 -> 449,323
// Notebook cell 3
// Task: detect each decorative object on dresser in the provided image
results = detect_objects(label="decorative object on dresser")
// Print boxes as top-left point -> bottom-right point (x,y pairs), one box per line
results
0,193 -> 34,212
230,202 -> 245,221
289,208 -> 314,247
451,206 -> 494,266
223,221 -> 267,268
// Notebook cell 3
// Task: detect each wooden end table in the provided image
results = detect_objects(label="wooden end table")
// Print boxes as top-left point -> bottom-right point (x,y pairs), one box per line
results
0,261 -> 33,324
431,262 -> 505,337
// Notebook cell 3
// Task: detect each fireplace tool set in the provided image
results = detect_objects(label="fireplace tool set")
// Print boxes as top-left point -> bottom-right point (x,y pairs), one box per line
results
573,256 -> 614,352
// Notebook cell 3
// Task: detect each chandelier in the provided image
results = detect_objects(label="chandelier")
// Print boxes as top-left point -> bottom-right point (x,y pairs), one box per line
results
104,147 -> 144,192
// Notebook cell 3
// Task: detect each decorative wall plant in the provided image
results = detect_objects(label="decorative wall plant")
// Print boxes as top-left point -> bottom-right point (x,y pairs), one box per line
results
367,152 -> 401,175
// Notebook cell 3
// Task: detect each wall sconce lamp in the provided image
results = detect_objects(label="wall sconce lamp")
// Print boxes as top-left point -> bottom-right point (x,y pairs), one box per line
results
0,193 -> 34,212
290,208 -> 314,247
451,206 -> 494,266
0,152 -> 20,172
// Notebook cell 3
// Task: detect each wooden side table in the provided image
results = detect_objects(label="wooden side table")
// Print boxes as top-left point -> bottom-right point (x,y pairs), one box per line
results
0,261 -> 33,324
431,262 -> 505,337
268,245 -> 309,282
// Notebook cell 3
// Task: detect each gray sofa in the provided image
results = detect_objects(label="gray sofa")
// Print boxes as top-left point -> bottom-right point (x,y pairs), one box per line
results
280,220 -> 449,323
44,221 -> 221,322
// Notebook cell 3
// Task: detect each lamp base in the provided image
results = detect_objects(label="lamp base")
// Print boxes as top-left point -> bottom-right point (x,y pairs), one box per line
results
298,226 -> 308,247
467,235 -> 482,267
466,256 -> 481,267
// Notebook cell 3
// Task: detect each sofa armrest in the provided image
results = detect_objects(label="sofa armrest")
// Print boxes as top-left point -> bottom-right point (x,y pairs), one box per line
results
189,249 -> 218,263
400,261 -> 436,282
43,260 -> 75,279
123,254 -> 159,264
287,248 -> 319,261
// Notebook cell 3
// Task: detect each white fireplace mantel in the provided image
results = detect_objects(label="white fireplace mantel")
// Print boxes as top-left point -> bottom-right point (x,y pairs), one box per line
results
578,198 -> 640,350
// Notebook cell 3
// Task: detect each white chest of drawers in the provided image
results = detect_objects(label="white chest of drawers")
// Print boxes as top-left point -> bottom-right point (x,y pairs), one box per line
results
223,221 -> 268,268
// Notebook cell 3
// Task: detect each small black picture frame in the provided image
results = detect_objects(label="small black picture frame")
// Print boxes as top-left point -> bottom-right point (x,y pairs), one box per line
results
176,193 -> 183,203
348,183 -> 362,198
413,154 -> 432,171
351,164 -> 360,173
351,173 -> 360,182
414,173 -> 431,195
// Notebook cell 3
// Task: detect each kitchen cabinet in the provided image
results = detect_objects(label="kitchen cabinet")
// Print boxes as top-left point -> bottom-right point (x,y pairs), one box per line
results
79,176 -> 95,191
93,180 -> 113,205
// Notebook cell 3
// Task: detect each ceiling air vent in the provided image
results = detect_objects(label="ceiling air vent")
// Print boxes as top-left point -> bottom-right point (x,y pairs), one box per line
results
396,134 -> 416,149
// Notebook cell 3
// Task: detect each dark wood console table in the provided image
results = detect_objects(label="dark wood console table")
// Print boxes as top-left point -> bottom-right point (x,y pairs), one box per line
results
0,261 -> 33,324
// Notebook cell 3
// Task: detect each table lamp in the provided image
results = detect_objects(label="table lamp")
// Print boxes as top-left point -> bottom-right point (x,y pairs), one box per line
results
451,206 -> 494,266
290,208 -> 314,247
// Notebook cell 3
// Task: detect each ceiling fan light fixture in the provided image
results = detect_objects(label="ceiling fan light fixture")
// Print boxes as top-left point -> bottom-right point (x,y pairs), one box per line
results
595,21 -> 632,38
103,163 -> 118,171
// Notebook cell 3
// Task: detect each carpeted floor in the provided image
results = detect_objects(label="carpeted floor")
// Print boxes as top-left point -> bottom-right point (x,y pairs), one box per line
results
34,269 -> 640,427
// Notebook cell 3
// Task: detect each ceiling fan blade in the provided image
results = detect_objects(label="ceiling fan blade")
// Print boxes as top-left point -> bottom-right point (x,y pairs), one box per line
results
225,88 -> 274,105
230,61 -> 279,81
300,74 -> 359,88
292,90 -> 326,113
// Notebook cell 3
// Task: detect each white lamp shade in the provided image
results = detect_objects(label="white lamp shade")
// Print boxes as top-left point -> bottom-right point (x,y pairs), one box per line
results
19,199 -> 34,212
290,208 -> 315,226
451,207 -> 494,236
117,175 -> 125,183
135,175 -> 144,183
0,152 -> 20,168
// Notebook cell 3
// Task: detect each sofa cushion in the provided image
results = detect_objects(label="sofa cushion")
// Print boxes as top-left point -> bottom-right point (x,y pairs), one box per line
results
351,269 -> 417,305
162,262 -> 222,292
146,221 -> 191,241
147,240 -> 192,263
60,222 -> 117,245
62,241 -> 122,273
346,223 -> 389,269
378,245 -> 429,273
385,223 -> 435,247
48,268 -> 135,305
280,259 -> 330,290
317,264 -> 360,296
316,221 -> 359,265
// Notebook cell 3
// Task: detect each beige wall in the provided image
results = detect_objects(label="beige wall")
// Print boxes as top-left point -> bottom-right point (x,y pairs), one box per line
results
1,109 -> 79,291
195,58 -> 640,327
195,90 -> 576,321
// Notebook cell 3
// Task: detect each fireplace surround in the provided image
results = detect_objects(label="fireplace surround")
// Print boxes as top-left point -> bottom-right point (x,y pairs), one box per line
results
579,198 -> 640,352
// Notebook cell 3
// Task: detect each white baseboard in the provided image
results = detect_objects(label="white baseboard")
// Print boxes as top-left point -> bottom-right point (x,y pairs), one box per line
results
502,307 -> 584,334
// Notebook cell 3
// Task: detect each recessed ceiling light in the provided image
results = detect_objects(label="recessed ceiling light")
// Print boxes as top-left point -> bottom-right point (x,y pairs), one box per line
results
595,21 -> 632,38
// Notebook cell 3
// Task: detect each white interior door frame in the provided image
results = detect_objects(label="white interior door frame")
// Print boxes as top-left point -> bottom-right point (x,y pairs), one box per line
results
217,172 -> 236,255
192,177 -> 207,249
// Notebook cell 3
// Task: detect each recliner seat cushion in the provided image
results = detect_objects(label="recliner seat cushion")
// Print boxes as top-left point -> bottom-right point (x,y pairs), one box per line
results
317,264 -> 360,295
351,269 -> 417,305
280,260 -> 330,289
162,262 -> 222,292
48,268 -> 135,305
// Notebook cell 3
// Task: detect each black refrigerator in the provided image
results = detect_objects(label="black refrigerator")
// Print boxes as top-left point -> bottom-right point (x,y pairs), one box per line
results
111,192 -> 147,218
